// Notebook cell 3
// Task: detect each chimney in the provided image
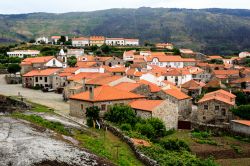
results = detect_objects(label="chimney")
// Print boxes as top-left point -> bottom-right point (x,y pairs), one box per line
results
89,87 -> 94,100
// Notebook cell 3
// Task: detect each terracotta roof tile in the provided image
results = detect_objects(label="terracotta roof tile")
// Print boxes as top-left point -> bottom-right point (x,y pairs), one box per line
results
198,89 -> 236,105
113,82 -> 141,92
23,68 -> 61,77
21,56 -> 54,65
86,75 -> 123,85
164,89 -> 191,100
232,120 -> 250,127
129,100 -> 164,112
181,80 -> 206,90
70,85 -> 145,102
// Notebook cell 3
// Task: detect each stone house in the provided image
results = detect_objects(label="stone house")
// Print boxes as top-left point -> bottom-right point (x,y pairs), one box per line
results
212,70 -> 240,83
77,55 -> 123,67
230,77 -> 250,90
197,89 -> 236,125
113,82 -> 153,98
157,89 -> 192,121
20,56 -> 63,75
181,79 -> 206,98
22,68 -> 62,89
69,85 -> 146,118
231,120 -> 250,136
129,100 -> 178,129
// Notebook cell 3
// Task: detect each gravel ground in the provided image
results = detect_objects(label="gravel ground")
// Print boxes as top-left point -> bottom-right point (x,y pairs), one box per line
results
0,117 -> 111,166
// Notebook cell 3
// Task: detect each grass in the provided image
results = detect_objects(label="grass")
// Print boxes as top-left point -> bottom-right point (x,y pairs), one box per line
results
11,113 -> 70,135
10,103 -> 143,166
74,129 -> 144,166
216,158 -> 250,166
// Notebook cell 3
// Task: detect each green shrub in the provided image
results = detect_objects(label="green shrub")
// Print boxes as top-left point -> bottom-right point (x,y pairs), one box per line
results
146,118 -> 166,138
135,123 -> 155,139
120,123 -> 132,131
160,138 -> 190,152
104,105 -> 137,125
191,130 -> 212,139
195,139 -> 218,146
230,105 -> 250,120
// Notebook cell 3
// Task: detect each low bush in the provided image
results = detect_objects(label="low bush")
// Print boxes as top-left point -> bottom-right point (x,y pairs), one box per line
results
120,123 -> 132,131
160,138 -> 190,152
192,130 -> 212,139
195,139 -> 218,146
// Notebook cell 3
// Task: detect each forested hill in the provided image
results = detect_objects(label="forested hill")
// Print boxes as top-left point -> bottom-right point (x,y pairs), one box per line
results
1,7 -> 250,54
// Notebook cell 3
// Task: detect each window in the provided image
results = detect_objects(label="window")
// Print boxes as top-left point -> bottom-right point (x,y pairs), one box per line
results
45,77 -> 47,82
35,77 -> 38,82
81,104 -> 84,110
40,77 -> 42,80
221,108 -> 226,116
215,106 -> 219,111
203,116 -> 206,120
204,105 -> 208,110
101,104 -> 106,111
53,59 -> 56,65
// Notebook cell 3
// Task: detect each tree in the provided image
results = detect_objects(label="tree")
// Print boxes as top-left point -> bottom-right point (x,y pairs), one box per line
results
147,118 -> 166,138
233,91 -> 249,106
173,48 -> 181,55
67,56 -> 77,67
231,105 -> 250,120
86,106 -> 100,128
101,44 -> 111,54
104,105 -> 137,125
209,59 -> 223,64
29,39 -> 36,43
135,123 -> 155,139
7,64 -> 21,75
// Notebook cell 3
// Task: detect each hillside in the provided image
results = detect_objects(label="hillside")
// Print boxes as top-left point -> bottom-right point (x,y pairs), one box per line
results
1,8 -> 250,54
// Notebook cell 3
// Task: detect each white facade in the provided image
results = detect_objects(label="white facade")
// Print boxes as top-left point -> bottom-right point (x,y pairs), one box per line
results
67,49 -> 84,58
45,58 -> 64,68
72,38 -> 89,47
125,39 -> 139,46
76,67 -> 105,74
239,52 -> 250,58
35,37 -> 49,44
148,57 -> 184,68
105,38 -> 125,46
7,50 -> 40,58
140,73 -> 164,86
164,74 -> 192,86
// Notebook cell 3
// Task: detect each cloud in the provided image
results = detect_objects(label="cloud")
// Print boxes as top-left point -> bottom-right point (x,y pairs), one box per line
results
0,0 -> 249,14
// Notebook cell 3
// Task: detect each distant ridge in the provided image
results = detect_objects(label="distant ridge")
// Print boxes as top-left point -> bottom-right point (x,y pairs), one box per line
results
1,7 -> 250,54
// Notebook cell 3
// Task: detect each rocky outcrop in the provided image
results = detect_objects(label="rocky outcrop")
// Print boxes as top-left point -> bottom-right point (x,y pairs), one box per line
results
0,95 -> 31,113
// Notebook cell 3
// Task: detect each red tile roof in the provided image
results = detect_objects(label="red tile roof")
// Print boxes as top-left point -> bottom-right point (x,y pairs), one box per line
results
23,68 -> 61,77
129,100 -> 164,112
164,89 -> 191,100
198,89 -> 236,105
113,82 -> 141,92
86,75 -> 123,85
68,72 -> 110,81
70,85 -> 145,102
181,80 -> 206,90
232,120 -> 250,127
21,56 -> 54,65
139,80 -> 161,93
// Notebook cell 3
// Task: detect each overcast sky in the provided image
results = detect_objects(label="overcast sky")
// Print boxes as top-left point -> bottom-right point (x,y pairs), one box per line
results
0,0 -> 250,14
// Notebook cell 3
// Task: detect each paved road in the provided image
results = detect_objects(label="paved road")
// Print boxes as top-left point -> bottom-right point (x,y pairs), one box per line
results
0,75 -> 85,125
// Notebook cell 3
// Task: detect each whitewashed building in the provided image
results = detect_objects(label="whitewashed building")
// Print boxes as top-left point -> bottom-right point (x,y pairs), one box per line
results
72,37 -> 90,47
7,50 -> 40,58
125,39 -> 140,46
67,49 -> 85,58
239,52 -> 250,58
105,38 -> 125,46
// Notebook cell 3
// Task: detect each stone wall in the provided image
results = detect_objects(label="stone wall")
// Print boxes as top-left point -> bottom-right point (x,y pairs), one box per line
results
100,121 -> 159,166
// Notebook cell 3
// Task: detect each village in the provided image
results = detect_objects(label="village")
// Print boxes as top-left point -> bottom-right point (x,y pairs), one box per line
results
1,35 -> 250,166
